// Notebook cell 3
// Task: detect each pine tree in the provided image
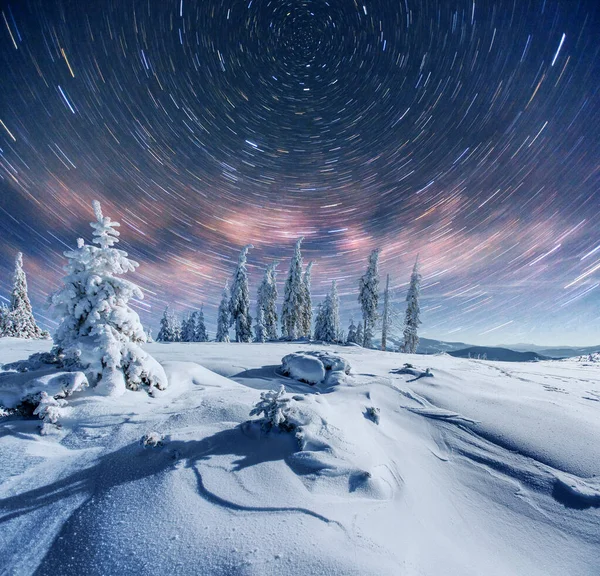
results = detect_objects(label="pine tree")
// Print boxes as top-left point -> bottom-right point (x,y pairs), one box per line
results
313,303 -> 326,342
6,253 -> 44,339
216,284 -> 230,343
254,306 -> 267,343
358,249 -> 380,348
381,274 -> 391,351
328,280 -> 341,343
195,306 -> 209,342
180,312 -> 196,342
355,322 -> 364,347
256,261 -> 278,342
157,305 -> 177,342
229,245 -> 253,343
172,313 -> 182,342
0,302 -> 10,337
313,281 -> 340,343
346,318 -> 358,345
300,261 -> 314,339
281,238 -> 304,340
402,256 -> 422,354
49,201 -> 167,396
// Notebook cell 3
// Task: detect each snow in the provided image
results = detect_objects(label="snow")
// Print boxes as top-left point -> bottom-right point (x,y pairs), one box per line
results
1,337 -> 599,575
281,353 -> 326,384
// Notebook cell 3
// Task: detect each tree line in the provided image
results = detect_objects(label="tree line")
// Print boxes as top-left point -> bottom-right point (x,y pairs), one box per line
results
0,208 -> 422,354
155,238 -> 423,353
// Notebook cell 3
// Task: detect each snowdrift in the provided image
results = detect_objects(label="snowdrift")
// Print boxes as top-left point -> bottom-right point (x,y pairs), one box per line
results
0,338 -> 599,575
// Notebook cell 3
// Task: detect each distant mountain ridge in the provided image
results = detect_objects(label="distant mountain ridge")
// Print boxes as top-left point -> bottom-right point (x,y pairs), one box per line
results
414,337 -> 600,360
447,347 -> 550,362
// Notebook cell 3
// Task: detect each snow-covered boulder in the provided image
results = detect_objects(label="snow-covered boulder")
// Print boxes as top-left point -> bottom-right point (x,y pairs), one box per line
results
281,353 -> 326,384
280,351 -> 351,386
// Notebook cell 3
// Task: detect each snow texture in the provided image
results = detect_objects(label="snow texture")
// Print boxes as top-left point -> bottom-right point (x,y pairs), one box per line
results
0,338 -> 599,576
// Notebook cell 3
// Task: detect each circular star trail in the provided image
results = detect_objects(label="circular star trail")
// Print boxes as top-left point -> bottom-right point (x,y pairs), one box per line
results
0,0 -> 599,345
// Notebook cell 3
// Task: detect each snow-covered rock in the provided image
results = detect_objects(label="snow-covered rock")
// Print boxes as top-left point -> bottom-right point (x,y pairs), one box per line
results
281,353 -> 326,384
281,350 -> 351,387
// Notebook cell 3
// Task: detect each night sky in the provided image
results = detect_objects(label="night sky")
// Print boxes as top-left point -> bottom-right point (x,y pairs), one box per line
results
1,0 -> 599,346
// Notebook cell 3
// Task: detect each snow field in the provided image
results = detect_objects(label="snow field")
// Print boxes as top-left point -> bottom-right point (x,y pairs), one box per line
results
0,339 -> 599,575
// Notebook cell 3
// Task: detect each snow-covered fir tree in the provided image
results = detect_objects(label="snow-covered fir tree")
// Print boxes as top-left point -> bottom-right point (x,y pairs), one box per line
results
216,284 -> 230,343
314,281 -> 340,343
355,322 -> 364,346
157,305 -> 178,342
172,314 -> 182,342
256,261 -> 278,342
381,273 -> 391,351
4,253 -> 45,339
346,318 -> 358,344
0,303 -> 9,337
281,237 -> 304,340
313,303 -> 325,342
49,201 -> 167,396
180,312 -> 196,342
254,306 -> 267,343
358,249 -> 380,348
229,245 -> 253,343
300,261 -> 314,339
402,256 -> 422,354
194,306 -> 209,342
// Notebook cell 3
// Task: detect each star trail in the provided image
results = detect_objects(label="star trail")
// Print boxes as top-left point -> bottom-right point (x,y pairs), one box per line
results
0,0 -> 599,346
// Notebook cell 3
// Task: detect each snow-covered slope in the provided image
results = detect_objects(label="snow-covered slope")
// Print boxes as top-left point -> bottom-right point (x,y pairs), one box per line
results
1,338 -> 599,575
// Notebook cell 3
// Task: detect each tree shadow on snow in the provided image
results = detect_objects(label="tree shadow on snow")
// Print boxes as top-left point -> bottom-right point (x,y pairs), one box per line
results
0,424 -> 299,526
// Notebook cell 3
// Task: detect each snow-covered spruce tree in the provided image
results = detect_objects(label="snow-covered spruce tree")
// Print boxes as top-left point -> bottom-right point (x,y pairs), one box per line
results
6,253 -> 45,339
346,318 -> 358,344
402,256 -> 422,354
229,245 -> 253,343
195,306 -> 209,342
358,249 -> 380,348
355,322 -> 364,346
157,305 -> 178,342
300,261 -> 314,339
0,303 -> 9,337
254,306 -> 267,343
314,281 -> 340,343
49,201 -> 167,396
172,313 -> 182,342
255,261 -> 278,342
328,280 -> 341,343
281,237 -> 304,340
313,303 -> 325,342
180,312 -> 196,342
381,273 -> 391,351
216,284 -> 230,343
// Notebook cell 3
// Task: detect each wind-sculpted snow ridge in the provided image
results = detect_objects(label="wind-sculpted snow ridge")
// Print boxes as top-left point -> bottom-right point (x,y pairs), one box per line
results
0,339 -> 599,575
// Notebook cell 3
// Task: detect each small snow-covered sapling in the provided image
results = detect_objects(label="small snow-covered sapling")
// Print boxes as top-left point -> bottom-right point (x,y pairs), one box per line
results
250,385 -> 296,432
